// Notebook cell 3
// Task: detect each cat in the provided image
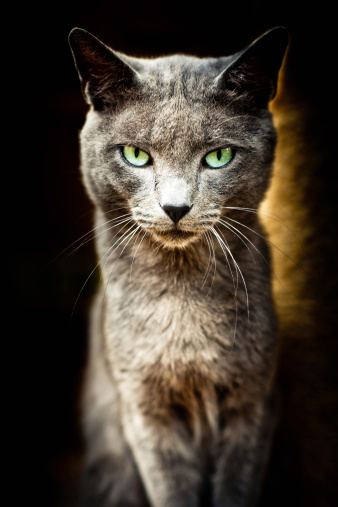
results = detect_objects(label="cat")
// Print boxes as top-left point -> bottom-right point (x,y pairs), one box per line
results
68,26 -> 288,507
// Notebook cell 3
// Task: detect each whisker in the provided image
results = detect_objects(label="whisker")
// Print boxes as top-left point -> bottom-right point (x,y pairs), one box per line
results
202,232 -> 212,288
130,229 -> 148,282
71,215 -> 134,258
211,226 -> 250,321
209,226 -> 241,351
212,226 -> 237,298
70,208 -> 132,251
100,221 -> 138,274
218,217 -> 257,265
47,212 -> 133,267
71,218 -> 134,316
224,215 -> 299,268
219,217 -> 270,265
212,226 -> 239,290
216,113 -> 260,125
202,231 -> 216,297
101,224 -> 142,306
219,216 -> 297,306
103,205 -> 130,214
221,206 -> 299,243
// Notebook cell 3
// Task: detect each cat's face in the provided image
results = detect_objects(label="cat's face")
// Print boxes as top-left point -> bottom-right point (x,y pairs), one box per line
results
70,28 -> 287,249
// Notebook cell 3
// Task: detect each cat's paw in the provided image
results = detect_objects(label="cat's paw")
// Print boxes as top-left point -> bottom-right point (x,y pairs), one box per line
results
80,456 -> 150,507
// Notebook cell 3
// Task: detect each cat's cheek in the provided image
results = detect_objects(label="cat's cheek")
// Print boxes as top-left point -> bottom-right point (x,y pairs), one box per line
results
109,166 -> 146,196
201,170 -> 237,199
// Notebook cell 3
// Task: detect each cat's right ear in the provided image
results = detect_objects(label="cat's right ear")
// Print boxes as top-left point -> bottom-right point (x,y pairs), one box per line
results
68,28 -> 140,110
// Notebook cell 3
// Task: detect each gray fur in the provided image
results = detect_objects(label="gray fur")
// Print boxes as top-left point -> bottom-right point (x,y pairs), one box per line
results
69,27 -> 288,507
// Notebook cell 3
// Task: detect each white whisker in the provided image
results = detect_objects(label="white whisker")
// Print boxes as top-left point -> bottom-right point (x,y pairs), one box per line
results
101,222 -> 138,273
218,217 -> 257,265
71,218 -> 134,316
130,229 -> 148,282
224,215 -> 298,268
73,214 -> 134,253
211,226 -> 250,322
219,215 -> 297,305
222,206 -> 299,241
213,226 -> 238,298
101,224 -> 142,304
202,231 -> 216,297
48,212 -> 133,268
208,226 -> 241,350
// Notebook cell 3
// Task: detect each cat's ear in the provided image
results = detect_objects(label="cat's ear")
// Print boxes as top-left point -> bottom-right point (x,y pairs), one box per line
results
215,27 -> 288,108
68,28 -> 140,110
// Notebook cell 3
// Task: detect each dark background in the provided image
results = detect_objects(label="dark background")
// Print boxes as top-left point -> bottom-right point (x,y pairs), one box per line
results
9,2 -> 337,506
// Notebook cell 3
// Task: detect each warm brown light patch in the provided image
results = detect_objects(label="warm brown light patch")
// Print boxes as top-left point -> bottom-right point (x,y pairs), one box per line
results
261,59 -> 338,504
141,360 -> 221,442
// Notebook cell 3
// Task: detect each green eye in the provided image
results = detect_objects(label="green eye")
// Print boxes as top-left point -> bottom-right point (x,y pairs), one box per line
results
122,146 -> 150,167
205,148 -> 233,168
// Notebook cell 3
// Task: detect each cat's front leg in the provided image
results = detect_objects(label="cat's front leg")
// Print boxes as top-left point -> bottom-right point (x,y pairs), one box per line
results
80,294 -> 150,507
214,395 -> 276,507
121,399 -> 202,507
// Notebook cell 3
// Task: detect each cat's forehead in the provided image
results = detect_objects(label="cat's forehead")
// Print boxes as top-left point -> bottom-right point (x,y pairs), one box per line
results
107,97 -> 256,160
128,53 -> 231,77
128,54 -> 232,98
94,54 -> 266,157
107,102 -> 204,158
109,54 -> 236,138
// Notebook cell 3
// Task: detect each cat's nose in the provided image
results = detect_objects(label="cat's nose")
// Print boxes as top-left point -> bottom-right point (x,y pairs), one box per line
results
162,204 -> 192,224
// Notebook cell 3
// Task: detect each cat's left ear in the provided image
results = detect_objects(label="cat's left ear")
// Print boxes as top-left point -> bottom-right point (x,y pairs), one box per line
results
216,27 -> 289,108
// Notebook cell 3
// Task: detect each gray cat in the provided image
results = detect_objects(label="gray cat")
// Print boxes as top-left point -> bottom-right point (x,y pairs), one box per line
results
69,26 -> 288,507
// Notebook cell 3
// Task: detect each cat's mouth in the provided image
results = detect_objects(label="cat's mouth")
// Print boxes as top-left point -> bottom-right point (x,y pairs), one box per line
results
150,227 -> 200,249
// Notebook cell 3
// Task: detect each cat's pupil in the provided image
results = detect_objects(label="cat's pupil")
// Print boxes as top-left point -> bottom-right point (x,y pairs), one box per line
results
135,148 -> 140,158
217,149 -> 222,161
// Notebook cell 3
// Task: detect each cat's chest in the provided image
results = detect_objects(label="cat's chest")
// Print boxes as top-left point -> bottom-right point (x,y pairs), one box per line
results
104,272 -> 246,375
104,282 -> 263,441
102,264 -> 276,423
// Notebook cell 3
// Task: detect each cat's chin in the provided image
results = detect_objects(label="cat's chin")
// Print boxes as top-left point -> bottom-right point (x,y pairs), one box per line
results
150,229 -> 201,249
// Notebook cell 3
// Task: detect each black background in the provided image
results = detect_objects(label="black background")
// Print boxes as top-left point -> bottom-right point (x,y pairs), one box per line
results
9,2 -> 337,506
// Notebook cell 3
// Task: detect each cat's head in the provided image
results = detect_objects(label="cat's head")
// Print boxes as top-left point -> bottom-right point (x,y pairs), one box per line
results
69,28 -> 288,249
